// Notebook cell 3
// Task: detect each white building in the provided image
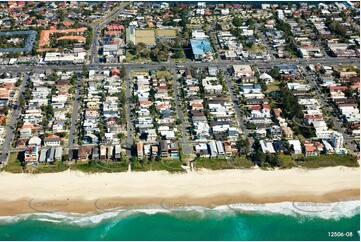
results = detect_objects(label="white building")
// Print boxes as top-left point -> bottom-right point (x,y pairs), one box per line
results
260,140 -> 276,154
192,30 -> 208,39
44,52 -> 86,63
288,140 -> 302,154
331,131 -> 344,152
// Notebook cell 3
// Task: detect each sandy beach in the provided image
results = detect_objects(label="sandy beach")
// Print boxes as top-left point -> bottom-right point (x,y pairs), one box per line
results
0,167 -> 359,216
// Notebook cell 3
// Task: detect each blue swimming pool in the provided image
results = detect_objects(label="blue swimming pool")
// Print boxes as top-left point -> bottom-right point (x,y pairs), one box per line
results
171,153 -> 179,158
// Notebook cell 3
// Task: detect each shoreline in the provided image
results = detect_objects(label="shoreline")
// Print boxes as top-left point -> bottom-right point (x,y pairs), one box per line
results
0,190 -> 359,216
0,167 -> 359,216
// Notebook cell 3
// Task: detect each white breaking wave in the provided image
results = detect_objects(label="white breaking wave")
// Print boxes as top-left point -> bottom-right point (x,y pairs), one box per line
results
216,201 -> 360,220
0,200 -> 359,225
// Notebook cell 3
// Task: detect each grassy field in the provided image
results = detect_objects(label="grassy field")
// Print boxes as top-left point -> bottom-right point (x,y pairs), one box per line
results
71,161 -> 128,173
248,44 -> 266,53
172,57 -> 188,63
266,81 -> 280,92
194,156 -> 253,170
227,156 -> 254,168
125,51 -> 152,63
156,70 -> 172,79
337,65 -> 358,72
155,29 -> 177,37
295,154 -> 359,168
132,70 -> 149,76
278,154 -> 298,169
131,159 -> 186,173
1,153 -> 68,173
135,29 -> 156,46
30,161 -> 68,173
0,152 -> 23,173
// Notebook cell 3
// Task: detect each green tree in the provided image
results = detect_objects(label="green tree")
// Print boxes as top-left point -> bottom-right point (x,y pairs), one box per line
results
120,65 -> 126,80
232,17 -> 243,27
268,67 -> 281,80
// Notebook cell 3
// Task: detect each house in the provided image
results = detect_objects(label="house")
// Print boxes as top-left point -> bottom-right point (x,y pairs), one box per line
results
114,145 -> 121,160
271,140 -> 288,153
46,147 -> 55,163
216,141 -> 225,156
195,143 -> 209,157
78,146 -> 91,161
255,128 -> 267,138
209,140 -> 218,157
160,140 -> 169,157
28,136 -> 41,146
282,126 -> 294,139
232,65 -> 254,79
169,142 -> 179,158
100,145 -> 107,159
39,148 -> 48,163
259,140 -> 276,154
288,140 -> 302,155
322,140 -> 334,154
303,142 -> 318,156
44,135 -> 61,146
92,147 -> 99,160
137,142 -> 144,159
259,72 -> 273,84
24,145 -> 39,163
224,142 -> 233,157
107,145 -> 114,160
55,147 -> 62,160
267,125 -> 282,140
151,145 -> 158,157
192,29 -> 208,39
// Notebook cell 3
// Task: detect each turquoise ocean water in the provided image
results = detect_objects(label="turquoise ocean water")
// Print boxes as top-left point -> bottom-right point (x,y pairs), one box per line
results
0,201 -> 359,241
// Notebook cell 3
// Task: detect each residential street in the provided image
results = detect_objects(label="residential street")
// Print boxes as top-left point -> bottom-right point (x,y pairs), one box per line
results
125,69 -> 133,157
223,69 -> 249,139
0,73 -> 28,164
89,2 -> 130,65
68,72 -> 82,152
303,67 -> 358,153
171,69 -> 192,155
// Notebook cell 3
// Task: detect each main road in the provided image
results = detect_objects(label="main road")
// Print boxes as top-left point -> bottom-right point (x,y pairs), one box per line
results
2,57 -> 359,74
